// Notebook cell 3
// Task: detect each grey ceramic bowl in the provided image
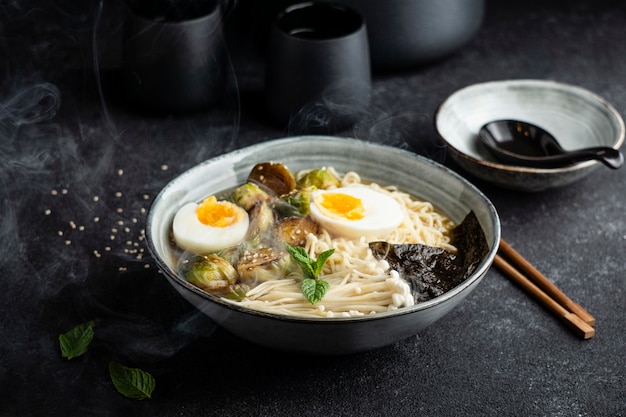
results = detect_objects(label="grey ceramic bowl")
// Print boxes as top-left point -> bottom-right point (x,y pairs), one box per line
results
146,136 -> 500,355
435,79 -> 625,191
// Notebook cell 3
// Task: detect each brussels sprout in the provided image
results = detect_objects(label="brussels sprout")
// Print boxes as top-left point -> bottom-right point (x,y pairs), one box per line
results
231,182 -> 270,211
281,186 -> 315,216
184,254 -> 238,292
296,168 -> 340,190
215,246 -> 242,266
245,201 -> 275,247
247,162 -> 296,196
236,247 -> 292,284
221,283 -> 251,301
276,216 -> 319,247
272,198 -> 301,218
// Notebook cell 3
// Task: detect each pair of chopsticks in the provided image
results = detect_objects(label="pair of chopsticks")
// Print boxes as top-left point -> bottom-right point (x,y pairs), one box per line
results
494,239 -> 595,339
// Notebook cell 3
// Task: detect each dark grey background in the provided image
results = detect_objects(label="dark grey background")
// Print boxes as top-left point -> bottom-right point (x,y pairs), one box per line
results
1,0 -> 624,415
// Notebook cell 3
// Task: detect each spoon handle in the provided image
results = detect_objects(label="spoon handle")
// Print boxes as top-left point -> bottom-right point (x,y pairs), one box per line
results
560,147 -> 624,169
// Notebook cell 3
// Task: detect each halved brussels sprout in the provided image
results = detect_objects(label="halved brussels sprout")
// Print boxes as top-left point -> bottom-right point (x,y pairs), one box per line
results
247,162 -> 296,196
236,247 -> 292,284
276,216 -> 319,247
296,168 -> 341,189
245,201 -> 275,247
231,182 -> 270,211
221,284 -> 251,301
184,254 -> 238,292
281,186 -> 316,216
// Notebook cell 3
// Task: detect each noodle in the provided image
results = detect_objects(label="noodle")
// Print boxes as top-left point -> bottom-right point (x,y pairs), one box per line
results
226,169 -> 456,318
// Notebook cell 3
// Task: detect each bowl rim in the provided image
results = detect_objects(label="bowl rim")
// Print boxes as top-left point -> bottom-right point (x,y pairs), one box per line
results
434,79 -> 626,174
146,135 -> 501,323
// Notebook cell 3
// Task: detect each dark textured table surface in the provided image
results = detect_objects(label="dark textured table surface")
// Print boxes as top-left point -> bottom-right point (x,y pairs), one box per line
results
2,1 -> 625,416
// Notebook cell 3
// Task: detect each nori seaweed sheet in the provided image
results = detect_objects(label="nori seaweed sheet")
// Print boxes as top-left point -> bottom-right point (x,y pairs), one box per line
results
369,211 -> 489,302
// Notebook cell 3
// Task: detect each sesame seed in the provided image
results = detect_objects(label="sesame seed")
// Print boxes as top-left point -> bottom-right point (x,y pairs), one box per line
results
78,226 -> 85,231
116,208 -> 123,213
93,217 -> 100,222
142,194 -> 149,200
161,165 -> 168,171
69,221 -> 76,229
117,169 -> 124,176
57,231 -> 63,236
61,189 -> 68,195
65,240 -> 71,245
44,209 -> 51,215
51,190 -> 58,195
93,196 -> 99,202
111,228 -> 118,233
114,191 -> 122,198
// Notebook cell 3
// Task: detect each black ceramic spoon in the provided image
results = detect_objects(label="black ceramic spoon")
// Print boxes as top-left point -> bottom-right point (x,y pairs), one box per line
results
478,120 -> 624,169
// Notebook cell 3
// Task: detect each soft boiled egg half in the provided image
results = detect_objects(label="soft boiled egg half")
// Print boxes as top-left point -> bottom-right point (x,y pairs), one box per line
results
173,196 -> 249,254
309,187 -> 404,240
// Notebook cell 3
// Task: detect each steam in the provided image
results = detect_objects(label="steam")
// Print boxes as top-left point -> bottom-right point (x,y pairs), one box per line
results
283,84 -> 448,164
1,4 -> 243,412
0,83 -> 61,267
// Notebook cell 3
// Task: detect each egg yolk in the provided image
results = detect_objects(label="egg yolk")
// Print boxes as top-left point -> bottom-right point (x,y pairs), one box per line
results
196,196 -> 244,228
316,192 -> 365,221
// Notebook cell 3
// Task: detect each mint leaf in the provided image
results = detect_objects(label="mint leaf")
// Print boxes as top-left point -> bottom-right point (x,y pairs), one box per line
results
301,278 -> 330,304
59,320 -> 95,360
285,243 -> 316,279
312,248 -> 335,276
109,362 -> 156,400
285,242 -> 334,303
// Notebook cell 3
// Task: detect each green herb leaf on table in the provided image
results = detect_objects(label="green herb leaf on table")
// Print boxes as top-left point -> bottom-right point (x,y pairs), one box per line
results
284,242 -> 334,304
59,320 -> 95,360
109,362 -> 156,400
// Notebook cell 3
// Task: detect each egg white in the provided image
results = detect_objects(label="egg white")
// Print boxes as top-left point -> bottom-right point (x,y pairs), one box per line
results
309,187 -> 404,240
172,201 -> 249,254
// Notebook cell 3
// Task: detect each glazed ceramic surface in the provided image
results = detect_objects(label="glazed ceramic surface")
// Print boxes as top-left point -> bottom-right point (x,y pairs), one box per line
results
122,0 -> 227,114
265,2 -> 371,132
146,136 -> 500,354
341,0 -> 485,70
435,79 -> 625,191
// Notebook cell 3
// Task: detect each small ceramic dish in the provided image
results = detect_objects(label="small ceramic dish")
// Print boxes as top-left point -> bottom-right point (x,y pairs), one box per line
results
146,136 -> 500,355
434,79 -> 625,191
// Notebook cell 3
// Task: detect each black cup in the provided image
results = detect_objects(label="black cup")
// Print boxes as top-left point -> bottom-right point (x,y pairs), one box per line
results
265,2 -> 371,133
340,0 -> 485,71
121,0 -> 227,114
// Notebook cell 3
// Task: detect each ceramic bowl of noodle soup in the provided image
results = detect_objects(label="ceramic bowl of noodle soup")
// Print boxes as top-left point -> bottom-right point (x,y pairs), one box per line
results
147,136 -> 500,355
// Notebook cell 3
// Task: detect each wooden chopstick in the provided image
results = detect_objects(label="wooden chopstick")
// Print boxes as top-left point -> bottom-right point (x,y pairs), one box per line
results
494,240 -> 595,340
498,239 -> 595,326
